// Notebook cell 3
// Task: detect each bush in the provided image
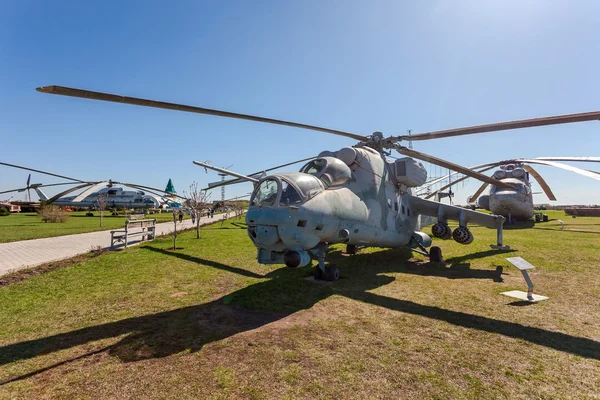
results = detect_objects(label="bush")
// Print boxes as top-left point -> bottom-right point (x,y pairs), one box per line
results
39,205 -> 69,223
0,207 -> 10,217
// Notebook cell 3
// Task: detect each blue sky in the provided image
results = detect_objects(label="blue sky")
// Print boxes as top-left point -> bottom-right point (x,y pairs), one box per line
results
1,0 -> 599,205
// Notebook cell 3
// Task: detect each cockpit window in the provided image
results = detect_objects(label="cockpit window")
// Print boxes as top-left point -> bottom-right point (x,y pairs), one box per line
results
251,179 -> 279,207
279,180 -> 303,207
300,159 -> 326,175
491,183 -> 528,194
293,174 -> 324,199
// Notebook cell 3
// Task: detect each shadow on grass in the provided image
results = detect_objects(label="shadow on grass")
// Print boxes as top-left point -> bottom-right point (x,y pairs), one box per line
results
203,222 -> 248,230
1,247 -> 599,385
507,301 -> 537,307
443,249 -> 516,265
143,246 -> 264,279
404,262 -> 505,282
503,220 -> 536,230
532,227 -> 600,235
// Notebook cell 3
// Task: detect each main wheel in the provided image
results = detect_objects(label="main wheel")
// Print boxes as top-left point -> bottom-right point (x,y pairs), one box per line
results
314,266 -> 324,280
429,246 -> 443,263
324,264 -> 340,281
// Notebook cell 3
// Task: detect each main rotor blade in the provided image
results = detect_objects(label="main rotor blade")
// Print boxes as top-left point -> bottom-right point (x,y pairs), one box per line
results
222,193 -> 251,202
193,161 -> 259,183
417,161 -> 506,194
534,156 -> 600,163
0,187 -> 28,195
395,146 -> 514,190
206,156 -> 317,190
37,86 -> 367,142
72,181 -> 110,202
402,111 -> 600,142
117,182 -> 189,201
46,183 -> 94,204
0,182 -> 77,196
467,182 -> 490,203
0,162 -> 86,183
522,159 -> 600,181
522,165 -> 556,201
424,166 -> 496,200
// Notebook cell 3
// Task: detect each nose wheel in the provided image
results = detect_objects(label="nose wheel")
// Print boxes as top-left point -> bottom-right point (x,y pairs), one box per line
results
314,264 -> 340,281
310,243 -> 340,281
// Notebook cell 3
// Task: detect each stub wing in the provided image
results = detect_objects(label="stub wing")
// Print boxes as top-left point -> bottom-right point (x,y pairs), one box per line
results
408,196 -> 505,229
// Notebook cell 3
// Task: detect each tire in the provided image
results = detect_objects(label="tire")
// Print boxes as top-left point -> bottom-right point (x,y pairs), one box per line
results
429,246 -> 443,263
325,264 -> 340,281
543,215 -> 549,222
314,266 -> 324,280
346,244 -> 357,255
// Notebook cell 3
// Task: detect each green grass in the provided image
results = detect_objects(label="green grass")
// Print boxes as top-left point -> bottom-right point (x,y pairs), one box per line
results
0,212 -> 599,399
0,211 -> 186,243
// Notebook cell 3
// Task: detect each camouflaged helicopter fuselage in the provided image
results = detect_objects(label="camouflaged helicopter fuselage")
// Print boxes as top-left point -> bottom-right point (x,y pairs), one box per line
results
246,145 -> 505,265
245,146 -> 419,262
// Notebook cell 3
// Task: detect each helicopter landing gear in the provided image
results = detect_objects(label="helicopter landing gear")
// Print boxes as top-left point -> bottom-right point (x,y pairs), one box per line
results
311,243 -> 340,281
429,246 -> 443,263
314,265 -> 324,280
314,263 -> 340,281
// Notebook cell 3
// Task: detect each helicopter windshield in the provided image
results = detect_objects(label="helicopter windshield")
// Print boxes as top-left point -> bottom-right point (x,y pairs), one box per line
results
279,180 -> 303,207
251,179 -> 279,207
491,182 -> 528,194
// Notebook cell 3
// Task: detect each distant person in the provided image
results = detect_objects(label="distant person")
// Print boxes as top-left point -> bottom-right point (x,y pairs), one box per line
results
191,210 -> 196,224
211,209 -> 214,218
178,209 -> 184,223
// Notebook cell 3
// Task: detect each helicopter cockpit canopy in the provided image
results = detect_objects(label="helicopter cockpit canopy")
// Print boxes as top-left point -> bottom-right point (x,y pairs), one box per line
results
299,157 -> 352,187
490,180 -> 530,195
250,173 -> 324,208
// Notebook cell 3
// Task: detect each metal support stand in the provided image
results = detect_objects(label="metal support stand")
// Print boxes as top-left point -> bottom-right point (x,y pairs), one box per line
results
501,257 -> 548,302
490,221 -> 511,250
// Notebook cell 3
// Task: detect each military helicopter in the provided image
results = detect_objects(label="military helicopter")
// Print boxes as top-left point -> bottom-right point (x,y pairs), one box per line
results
35,85 -> 600,281
0,162 -> 187,210
417,157 -> 600,221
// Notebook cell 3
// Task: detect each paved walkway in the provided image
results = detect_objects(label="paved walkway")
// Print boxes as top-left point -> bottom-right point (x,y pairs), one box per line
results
0,213 -> 233,276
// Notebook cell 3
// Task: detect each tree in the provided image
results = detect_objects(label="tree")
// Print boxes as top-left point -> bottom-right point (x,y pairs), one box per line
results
96,193 -> 109,228
186,182 -> 211,239
233,201 -> 245,219
172,208 -> 179,250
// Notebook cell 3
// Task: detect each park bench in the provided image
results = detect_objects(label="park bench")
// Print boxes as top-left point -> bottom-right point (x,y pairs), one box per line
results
111,218 -> 157,248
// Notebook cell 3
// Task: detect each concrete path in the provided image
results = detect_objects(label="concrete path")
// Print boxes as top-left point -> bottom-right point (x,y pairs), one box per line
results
0,213 -> 234,276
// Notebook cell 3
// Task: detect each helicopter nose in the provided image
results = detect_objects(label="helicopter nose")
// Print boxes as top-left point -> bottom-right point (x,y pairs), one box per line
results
494,193 -> 521,209
248,225 -> 280,246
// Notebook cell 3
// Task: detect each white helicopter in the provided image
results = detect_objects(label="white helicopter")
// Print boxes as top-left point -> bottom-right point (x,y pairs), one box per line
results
418,157 -> 600,221
36,85 -> 600,281
0,162 -> 186,210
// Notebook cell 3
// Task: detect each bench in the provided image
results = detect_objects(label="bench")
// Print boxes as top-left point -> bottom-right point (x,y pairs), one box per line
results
111,218 -> 157,248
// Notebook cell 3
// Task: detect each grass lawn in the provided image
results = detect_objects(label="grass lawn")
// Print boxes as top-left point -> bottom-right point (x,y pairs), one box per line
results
0,211 -> 599,399
0,211 -> 186,243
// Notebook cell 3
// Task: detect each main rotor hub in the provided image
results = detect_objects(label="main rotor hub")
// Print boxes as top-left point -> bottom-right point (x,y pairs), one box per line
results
361,131 -> 398,152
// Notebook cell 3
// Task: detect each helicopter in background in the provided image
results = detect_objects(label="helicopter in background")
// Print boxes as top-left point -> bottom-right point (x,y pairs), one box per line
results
0,162 -> 187,210
418,157 -> 600,221
35,85 -> 600,281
